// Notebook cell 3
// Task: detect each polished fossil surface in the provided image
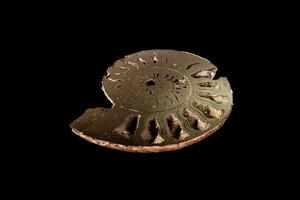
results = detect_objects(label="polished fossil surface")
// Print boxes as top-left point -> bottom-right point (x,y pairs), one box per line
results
70,50 -> 233,153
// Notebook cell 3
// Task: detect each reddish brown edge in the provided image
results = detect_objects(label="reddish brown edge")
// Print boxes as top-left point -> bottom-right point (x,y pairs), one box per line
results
70,115 -> 230,153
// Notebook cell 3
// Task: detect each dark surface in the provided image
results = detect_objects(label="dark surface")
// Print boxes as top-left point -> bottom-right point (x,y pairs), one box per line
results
6,7 -> 297,198
3,2 -> 298,198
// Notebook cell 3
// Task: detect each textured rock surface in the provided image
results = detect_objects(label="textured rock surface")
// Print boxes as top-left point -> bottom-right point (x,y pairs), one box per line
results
70,50 -> 233,153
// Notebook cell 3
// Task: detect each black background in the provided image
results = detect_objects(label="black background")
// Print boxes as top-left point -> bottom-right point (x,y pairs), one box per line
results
9,4 -> 298,196
44,31 -> 268,168
39,18 -> 270,166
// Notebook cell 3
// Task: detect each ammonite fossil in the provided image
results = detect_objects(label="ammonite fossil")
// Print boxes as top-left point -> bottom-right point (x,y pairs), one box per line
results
70,50 -> 233,153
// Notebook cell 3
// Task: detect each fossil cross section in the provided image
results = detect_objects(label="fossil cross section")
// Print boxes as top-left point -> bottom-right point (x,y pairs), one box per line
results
70,50 -> 233,153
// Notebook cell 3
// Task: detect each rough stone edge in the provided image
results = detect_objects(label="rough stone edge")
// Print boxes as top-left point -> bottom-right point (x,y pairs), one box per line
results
70,115 -> 230,153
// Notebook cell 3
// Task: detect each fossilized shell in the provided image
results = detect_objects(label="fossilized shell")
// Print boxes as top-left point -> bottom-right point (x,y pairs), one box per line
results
70,50 -> 233,153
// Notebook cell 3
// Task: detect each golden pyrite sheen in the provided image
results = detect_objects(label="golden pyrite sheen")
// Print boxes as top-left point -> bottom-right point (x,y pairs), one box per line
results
70,50 -> 233,153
